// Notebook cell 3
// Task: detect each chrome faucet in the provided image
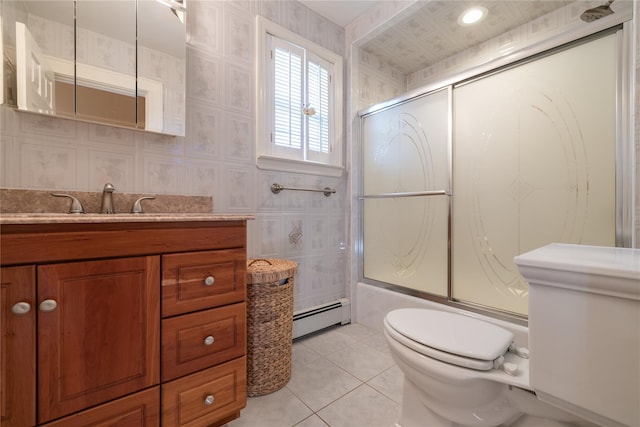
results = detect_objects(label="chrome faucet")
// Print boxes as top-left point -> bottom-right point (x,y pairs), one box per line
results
100,183 -> 116,214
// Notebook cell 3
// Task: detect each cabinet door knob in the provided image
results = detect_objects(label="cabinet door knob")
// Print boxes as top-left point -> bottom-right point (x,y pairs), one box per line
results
204,335 -> 215,346
39,299 -> 58,312
204,394 -> 215,406
204,275 -> 215,286
12,302 -> 31,315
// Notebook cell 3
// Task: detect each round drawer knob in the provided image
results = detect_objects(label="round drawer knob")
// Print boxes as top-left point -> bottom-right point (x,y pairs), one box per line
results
12,302 -> 31,315
39,299 -> 58,312
204,394 -> 215,406
204,335 -> 215,346
204,276 -> 215,286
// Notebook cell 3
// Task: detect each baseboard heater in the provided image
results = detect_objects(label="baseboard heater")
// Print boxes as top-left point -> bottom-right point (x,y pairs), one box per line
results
292,298 -> 351,339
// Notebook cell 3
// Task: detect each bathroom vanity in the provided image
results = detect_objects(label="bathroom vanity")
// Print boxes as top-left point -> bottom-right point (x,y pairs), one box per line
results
1,214 -> 252,426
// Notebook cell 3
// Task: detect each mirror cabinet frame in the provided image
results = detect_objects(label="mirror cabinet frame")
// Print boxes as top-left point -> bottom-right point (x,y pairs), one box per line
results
1,0 -> 186,136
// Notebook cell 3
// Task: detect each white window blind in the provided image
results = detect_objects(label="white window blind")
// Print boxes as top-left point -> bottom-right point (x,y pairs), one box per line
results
269,35 -> 332,163
273,43 -> 303,151
256,16 -> 343,177
306,54 -> 331,163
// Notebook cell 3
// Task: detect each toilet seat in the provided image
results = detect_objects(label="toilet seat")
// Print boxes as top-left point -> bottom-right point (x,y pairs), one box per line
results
385,308 -> 514,371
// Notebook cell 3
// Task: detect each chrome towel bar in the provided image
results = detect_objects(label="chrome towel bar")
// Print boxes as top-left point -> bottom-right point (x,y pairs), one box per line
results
271,183 -> 336,197
358,190 -> 451,199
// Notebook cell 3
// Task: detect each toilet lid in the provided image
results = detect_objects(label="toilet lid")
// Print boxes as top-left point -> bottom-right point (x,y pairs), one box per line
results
385,308 -> 514,369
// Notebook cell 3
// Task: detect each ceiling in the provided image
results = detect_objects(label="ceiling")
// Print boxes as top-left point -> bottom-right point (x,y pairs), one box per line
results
298,0 -> 379,28
301,0 -> 579,76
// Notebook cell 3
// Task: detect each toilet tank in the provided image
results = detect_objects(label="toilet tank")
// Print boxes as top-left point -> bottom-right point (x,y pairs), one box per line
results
514,243 -> 640,427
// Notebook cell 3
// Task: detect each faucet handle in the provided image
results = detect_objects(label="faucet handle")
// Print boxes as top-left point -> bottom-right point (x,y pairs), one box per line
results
51,193 -> 85,214
130,196 -> 155,214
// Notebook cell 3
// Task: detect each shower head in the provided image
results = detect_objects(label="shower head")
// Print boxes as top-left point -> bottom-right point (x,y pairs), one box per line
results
580,0 -> 614,23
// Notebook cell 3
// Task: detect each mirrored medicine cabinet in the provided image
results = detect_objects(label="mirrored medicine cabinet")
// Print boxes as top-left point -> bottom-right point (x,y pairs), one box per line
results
1,0 -> 186,136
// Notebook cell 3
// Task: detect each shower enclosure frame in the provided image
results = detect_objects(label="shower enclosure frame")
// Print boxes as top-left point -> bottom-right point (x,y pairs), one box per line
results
355,19 -> 635,324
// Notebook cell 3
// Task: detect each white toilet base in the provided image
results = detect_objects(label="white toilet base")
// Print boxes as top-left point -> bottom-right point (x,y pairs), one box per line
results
395,373 -> 586,427
397,379 -> 457,427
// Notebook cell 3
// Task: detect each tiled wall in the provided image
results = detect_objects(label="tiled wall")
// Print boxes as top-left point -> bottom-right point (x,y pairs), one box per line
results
354,49 -> 405,112
0,1 -> 349,312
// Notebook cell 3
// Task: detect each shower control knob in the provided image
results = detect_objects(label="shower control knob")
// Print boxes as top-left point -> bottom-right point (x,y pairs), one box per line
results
204,276 -> 215,286
502,362 -> 519,376
204,394 -> 215,406
204,336 -> 215,346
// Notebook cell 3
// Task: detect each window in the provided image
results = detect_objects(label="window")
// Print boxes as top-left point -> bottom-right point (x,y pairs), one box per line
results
256,17 -> 343,177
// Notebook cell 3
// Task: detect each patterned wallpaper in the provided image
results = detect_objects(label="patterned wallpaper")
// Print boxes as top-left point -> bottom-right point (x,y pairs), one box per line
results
0,0 -> 349,312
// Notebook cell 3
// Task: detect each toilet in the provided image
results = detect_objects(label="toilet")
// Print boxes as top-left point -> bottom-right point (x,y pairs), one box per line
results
384,243 -> 640,427
384,308 -> 588,427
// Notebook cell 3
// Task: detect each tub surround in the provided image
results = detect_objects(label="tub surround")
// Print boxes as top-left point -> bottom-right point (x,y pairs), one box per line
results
0,188 -> 214,215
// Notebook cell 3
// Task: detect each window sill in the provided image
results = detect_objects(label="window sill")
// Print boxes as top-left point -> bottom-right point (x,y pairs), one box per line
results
256,155 -> 344,177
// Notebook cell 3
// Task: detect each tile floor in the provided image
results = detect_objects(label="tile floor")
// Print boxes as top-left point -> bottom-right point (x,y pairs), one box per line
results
227,323 -> 404,427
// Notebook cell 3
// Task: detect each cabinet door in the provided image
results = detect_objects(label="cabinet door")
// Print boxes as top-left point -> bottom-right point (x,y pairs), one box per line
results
37,256 -> 160,424
0,266 -> 36,427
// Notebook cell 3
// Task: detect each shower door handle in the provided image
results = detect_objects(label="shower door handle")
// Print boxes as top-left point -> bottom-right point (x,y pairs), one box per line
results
358,190 -> 451,200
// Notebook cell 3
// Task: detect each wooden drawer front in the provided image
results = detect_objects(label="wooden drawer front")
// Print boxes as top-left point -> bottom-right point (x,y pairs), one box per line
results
41,387 -> 160,427
162,249 -> 246,317
162,303 -> 246,381
162,357 -> 246,427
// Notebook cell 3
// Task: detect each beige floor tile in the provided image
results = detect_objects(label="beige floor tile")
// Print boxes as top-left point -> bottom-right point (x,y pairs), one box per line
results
292,340 -> 324,370
362,331 -> 392,357
367,364 -> 404,403
232,323 -> 401,427
324,341 -> 395,381
286,354 -> 360,411
294,415 -> 330,427
298,326 -> 359,357
316,384 -> 400,427
227,387 -> 312,427
335,323 -> 378,341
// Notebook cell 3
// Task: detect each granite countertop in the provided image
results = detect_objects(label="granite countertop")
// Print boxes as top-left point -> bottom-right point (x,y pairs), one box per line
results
0,188 -> 253,225
0,213 -> 255,225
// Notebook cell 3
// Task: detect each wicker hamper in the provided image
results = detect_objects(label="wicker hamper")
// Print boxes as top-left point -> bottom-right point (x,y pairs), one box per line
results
245,258 -> 297,396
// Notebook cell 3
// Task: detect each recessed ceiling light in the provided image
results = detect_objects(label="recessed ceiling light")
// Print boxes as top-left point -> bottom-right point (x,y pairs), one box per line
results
458,6 -> 488,26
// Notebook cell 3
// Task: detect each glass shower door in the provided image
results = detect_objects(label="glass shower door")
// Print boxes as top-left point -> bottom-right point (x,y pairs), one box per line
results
452,33 -> 617,315
361,88 -> 450,296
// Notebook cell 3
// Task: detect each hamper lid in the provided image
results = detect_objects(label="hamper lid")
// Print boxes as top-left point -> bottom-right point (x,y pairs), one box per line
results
246,259 -> 298,284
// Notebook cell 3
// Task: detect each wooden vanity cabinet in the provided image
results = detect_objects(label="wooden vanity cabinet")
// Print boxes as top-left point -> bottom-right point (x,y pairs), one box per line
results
0,219 -> 249,427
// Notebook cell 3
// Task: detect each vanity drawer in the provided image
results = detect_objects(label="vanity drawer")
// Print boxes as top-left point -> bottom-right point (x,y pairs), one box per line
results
162,248 -> 246,317
41,386 -> 160,427
161,357 -> 246,427
162,303 -> 246,381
